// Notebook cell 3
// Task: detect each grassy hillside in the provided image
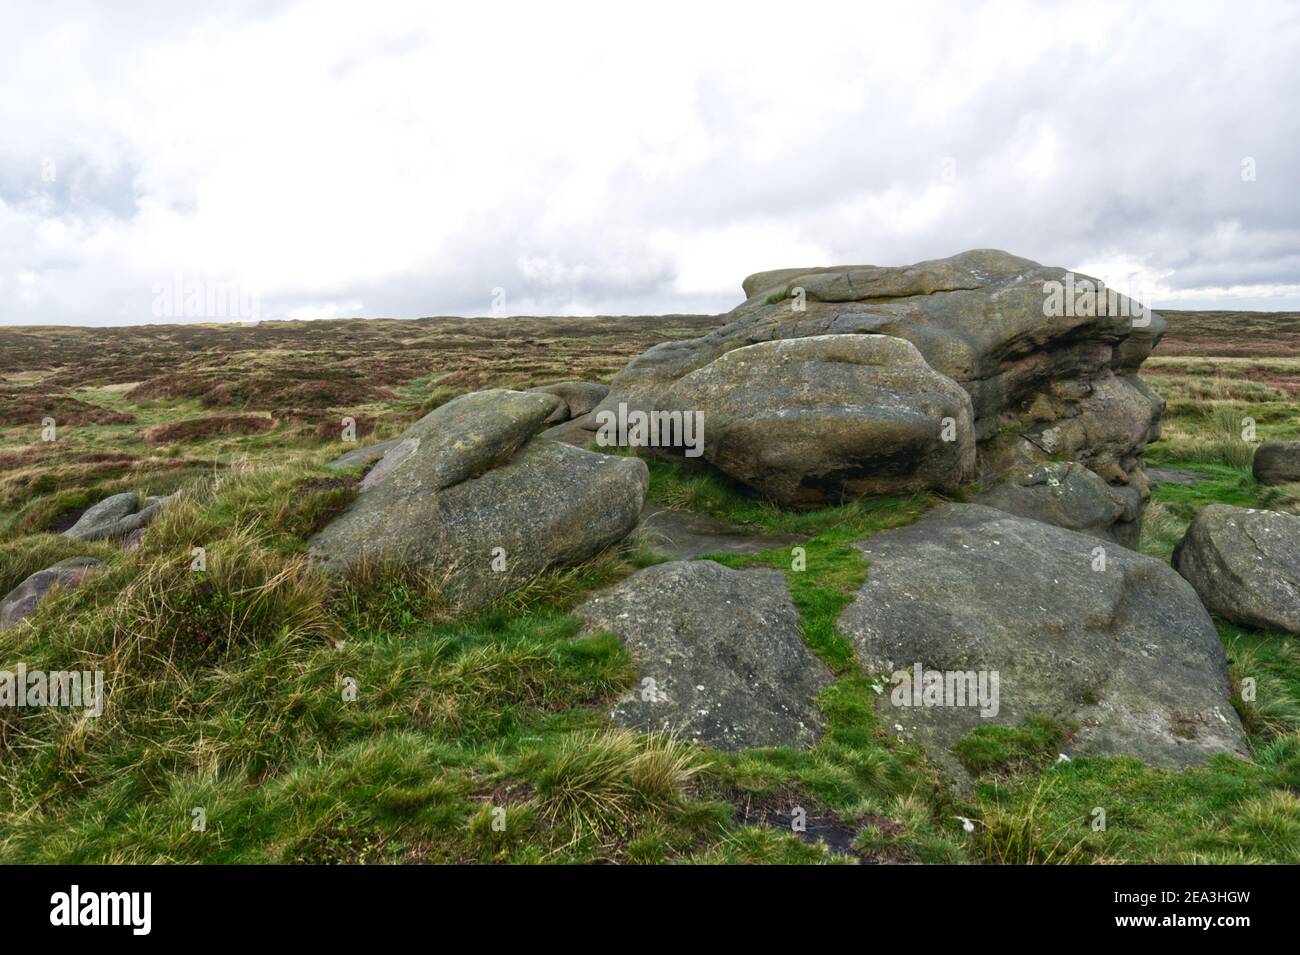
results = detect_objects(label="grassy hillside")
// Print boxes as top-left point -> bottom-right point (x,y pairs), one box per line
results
0,310 -> 1297,864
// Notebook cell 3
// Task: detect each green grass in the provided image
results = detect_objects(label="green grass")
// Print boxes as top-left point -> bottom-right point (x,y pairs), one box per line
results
953,716 -> 1069,778
2,312 -> 1299,863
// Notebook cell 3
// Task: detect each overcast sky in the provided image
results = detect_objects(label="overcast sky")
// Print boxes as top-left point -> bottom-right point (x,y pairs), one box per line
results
1,0 -> 1297,326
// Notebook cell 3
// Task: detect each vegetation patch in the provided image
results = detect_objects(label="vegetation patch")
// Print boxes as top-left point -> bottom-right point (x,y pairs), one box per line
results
142,414 -> 275,445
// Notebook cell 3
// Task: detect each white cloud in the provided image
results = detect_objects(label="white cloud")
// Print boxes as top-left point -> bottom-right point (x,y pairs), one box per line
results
1,0 -> 1297,325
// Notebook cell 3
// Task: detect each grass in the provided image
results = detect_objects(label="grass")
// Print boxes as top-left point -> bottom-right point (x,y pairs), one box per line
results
0,309 -> 1298,863
953,716 -> 1068,778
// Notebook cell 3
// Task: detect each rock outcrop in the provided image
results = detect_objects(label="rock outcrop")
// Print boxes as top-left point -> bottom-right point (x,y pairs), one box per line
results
576,560 -> 833,749
63,492 -> 172,543
0,557 -> 104,631
839,504 -> 1248,778
1173,504 -> 1300,636
588,250 -> 1163,536
656,335 -> 975,507
309,389 -> 648,607
1252,441 -> 1300,485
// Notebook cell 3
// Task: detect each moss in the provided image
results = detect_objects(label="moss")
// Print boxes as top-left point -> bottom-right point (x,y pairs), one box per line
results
953,715 -> 1068,777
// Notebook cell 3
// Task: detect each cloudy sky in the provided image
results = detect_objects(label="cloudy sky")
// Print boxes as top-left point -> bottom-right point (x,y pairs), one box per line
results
1,0 -> 1297,326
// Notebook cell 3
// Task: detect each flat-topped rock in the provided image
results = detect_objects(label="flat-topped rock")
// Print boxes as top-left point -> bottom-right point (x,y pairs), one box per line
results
589,250 -> 1163,537
576,560 -> 833,750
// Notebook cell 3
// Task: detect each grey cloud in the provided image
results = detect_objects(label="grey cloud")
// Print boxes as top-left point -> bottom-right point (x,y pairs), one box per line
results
1,1 -> 1298,326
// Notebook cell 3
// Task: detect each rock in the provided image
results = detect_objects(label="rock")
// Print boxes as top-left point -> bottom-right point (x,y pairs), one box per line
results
1252,441 -> 1300,485
327,439 -> 400,470
357,389 -> 562,494
537,415 -> 594,447
638,503 -> 801,560
63,492 -> 172,543
309,389 -> 647,607
1173,504 -> 1300,635
840,504 -> 1248,777
1148,466 -> 1204,486
590,250 -> 1162,534
0,557 -> 104,631
576,560 -> 833,749
656,335 -> 975,507
974,461 -> 1140,547
527,381 -> 609,424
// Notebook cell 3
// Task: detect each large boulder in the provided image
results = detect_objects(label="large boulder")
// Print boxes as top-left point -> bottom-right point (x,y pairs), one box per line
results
656,335 -> 975,507
588,250 -> 1163,534
63,492 -> 172,543
1252,441 -> 1300,485
575,560 -> 833,749
1173,504 -> 1300,635
0,557 -> 104,631
309,389 -> 647,607
839,504 -> 1248,778
973,461 -> 1141,547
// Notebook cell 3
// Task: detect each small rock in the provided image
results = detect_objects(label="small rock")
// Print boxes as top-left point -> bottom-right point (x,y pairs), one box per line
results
0,558 -> 104,631
63,492 -> 172,543
1252,441 -> 1300,485
974,462 -> 1139,547
1173,503 -> 1300,635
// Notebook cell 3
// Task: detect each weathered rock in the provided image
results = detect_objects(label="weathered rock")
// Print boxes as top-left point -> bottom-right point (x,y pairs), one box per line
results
576,560 -> 833,749
590,250 -> 1162,533
357,389 -> 561,494
0,557 -> 104,631
638,504 -> 801,561
656,335 -> 975,507
974,461 -> 1140,547
1173,504 -> 1300,636
309,389 -> 647,607
327,439 -> 400,470
527,381 -> 609,424
63,492 -> 171,543
840,504 -> 1248,778
1252,441 -> 1300,485
1148,466 -> 1204,486
537,415 -> 594,447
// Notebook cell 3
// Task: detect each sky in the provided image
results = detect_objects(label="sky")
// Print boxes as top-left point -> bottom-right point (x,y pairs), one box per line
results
1,0 -> 1297,326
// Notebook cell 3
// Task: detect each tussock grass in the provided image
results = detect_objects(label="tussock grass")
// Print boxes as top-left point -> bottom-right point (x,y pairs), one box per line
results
3,311 -> 1300,863
526,730 -> 707,838
0,534 -> 117,596
976,778 -> 1088,864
